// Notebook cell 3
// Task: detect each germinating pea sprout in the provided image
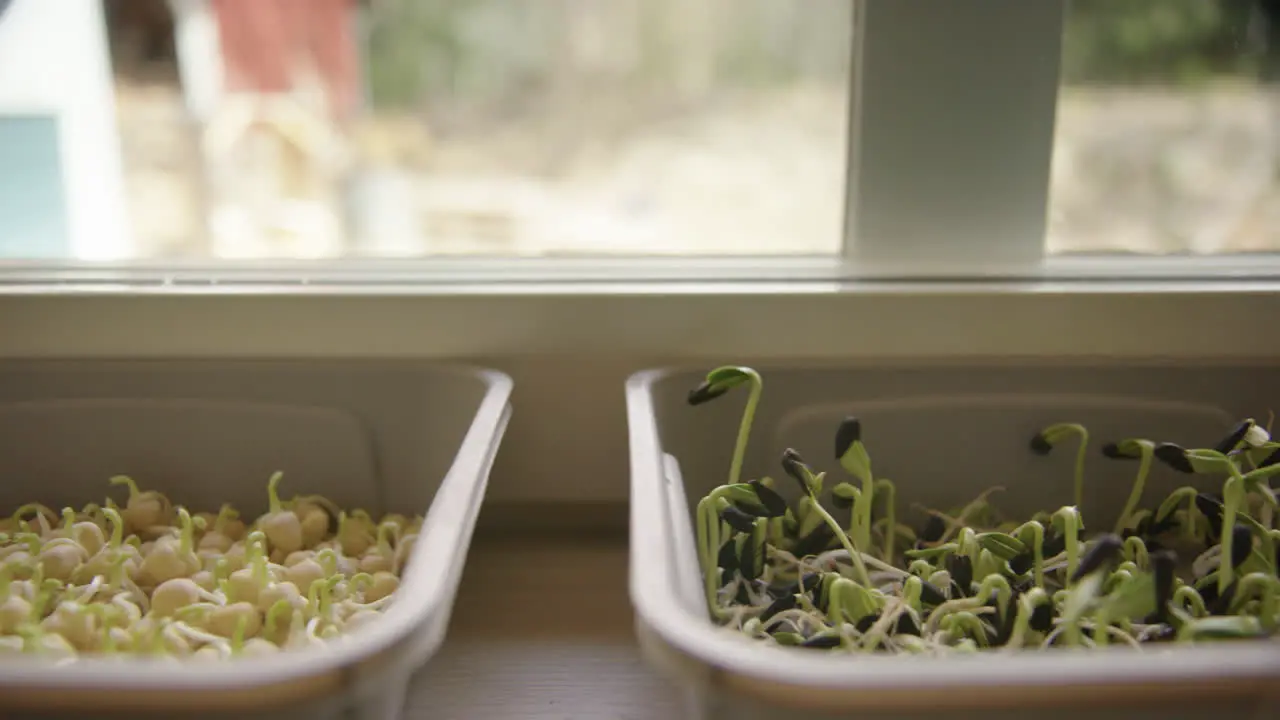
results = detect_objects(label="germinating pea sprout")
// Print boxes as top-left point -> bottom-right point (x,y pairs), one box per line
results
0,473 -> 421,660
688,366 -> 1280,654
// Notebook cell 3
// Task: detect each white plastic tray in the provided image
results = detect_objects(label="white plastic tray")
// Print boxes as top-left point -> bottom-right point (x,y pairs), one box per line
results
0,360 -> 512,720
627,364 -> 1280,720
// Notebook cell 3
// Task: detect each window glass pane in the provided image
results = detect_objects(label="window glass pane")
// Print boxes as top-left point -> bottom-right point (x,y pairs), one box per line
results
1050,0 -> 1280,255
81,0 -> 849,261
0,0 -> 131,261
0,115 -> 70,258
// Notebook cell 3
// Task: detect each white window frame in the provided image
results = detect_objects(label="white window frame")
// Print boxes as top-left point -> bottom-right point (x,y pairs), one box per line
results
0,0 -> 1269,319
845,0 -> 1062,277
2,0 -> 1276,284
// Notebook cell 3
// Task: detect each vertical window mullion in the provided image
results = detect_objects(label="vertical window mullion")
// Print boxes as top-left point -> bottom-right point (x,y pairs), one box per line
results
844,0 -> 1065,276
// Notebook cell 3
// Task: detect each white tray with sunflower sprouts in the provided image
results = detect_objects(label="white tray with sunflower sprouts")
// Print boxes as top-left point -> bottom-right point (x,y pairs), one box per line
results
684,366 -> 1279,655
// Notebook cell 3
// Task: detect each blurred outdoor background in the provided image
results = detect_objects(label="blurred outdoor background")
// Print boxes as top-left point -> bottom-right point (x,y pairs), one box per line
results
101,0 -> 1280,259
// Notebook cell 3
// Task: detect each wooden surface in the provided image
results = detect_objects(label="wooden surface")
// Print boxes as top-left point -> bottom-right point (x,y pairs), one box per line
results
406,533 -> 685,720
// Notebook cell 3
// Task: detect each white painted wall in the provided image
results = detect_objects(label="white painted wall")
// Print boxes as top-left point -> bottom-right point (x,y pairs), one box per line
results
0,0 -> 131,260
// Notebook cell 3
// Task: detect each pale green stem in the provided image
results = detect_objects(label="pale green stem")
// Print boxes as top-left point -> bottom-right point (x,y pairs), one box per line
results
1174,585 -> 1207,617
855,471 -> 875,560
248,531 -> 268,588
1071,428 -> 1089,511
1006,587 -> 1049,649
874,478 -> 896,563
177,508 -> 195,558
977,574 -> 1012,618
695,493 -> 732,620
1229,573 -> 1280,631
1123,536 -> 1149,569
266,471 -> 285,514
1015,521 -> 1045,588
1114,446 -> 1152,535
807,497 -> 872,587
1220,475 -> 1244,594
1054,507 -> 1081,581
727,372 -> 762,488
1093,606 -> 1111,648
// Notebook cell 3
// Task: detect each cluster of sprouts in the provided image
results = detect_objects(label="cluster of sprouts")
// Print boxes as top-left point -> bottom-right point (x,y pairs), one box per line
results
688,366 -> 1280,653
0,472 -> 419,661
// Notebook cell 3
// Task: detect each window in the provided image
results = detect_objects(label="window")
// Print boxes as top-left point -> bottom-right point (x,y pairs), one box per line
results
0,115 -> 70,257
92,0 -> 851,261
0,0 -> 1276,275
1050,0 -> 1280,256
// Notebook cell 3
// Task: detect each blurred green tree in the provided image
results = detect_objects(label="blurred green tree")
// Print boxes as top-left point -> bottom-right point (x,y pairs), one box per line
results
1062,0 -> 1259,84
361,0 -> 1270,111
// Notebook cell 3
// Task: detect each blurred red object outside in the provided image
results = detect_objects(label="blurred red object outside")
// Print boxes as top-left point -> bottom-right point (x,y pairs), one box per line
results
210,0 -> 359,118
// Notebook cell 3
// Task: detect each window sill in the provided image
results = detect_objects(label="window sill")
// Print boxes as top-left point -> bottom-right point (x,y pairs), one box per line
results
1,281 -> 1275,505
407,530 -> 677,720
0,275 -> 1276,360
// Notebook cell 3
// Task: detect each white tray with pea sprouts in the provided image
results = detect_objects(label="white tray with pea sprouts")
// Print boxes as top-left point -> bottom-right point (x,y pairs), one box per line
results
0,472 -> 419,661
